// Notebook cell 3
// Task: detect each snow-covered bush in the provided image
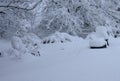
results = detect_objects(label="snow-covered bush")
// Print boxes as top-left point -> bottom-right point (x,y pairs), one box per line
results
96,26 -> 108,37
86,25 -> 114,40
87,26 -> 110,48
29,45 -> 40,56
11,36 -> 26,59
41,32 -> 73,44
86,32 -> 96,40
9,33 -> 41,58
22,33 -> 41,56
22,33 -> 41,47
89,38 -> 107,48
11,36 -> 24,51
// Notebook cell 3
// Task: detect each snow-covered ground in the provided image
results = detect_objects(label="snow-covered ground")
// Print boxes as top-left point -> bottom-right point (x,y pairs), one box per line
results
0,37 -> 120,81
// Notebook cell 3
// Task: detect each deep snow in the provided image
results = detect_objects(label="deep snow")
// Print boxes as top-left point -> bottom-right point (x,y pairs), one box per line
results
0,38 -> 120,81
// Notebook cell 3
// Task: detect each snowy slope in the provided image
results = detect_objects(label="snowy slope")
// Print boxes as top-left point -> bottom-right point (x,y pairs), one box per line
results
0,38 -> 120,81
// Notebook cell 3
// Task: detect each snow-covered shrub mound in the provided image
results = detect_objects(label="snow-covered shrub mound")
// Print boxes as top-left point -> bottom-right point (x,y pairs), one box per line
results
86,26 -> 113,40
86,32 -> 96,40
10,36 -> 26,59
22,33 -> 41,48
22,33 -> 41,56
89,38 -> 107,48
87,30 -> 107,48
0,39 -> 11,57
95,26 -> 109,39
41,32 -> 73,44
0,34 -> 41,59
11,36 -> 24,51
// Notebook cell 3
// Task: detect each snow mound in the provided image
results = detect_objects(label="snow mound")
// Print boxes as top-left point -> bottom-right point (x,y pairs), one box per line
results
11,36 -> 24,51
10,36 -> 26,59
22,33 -> 41,47
86,32 -> 97,40
89,38 -> 106,47
22,33 -> 41,56
41,32 -> 73,44
86,26 -> 109,40
2,33 -> 42,59
95,26 -> 109,39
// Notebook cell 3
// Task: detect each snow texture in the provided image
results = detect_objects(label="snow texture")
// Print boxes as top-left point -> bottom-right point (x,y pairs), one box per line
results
1,37 -> 120,81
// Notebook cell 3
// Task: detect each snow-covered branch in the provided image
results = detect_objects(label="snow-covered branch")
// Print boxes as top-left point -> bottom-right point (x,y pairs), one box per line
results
0,0 -> 42,11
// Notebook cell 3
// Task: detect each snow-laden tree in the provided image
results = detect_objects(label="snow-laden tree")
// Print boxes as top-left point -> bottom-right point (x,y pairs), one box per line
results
0,0 -> 42,38
0,0 -> 120,38
34,0 -> 84,38
34,0 -> 120,38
